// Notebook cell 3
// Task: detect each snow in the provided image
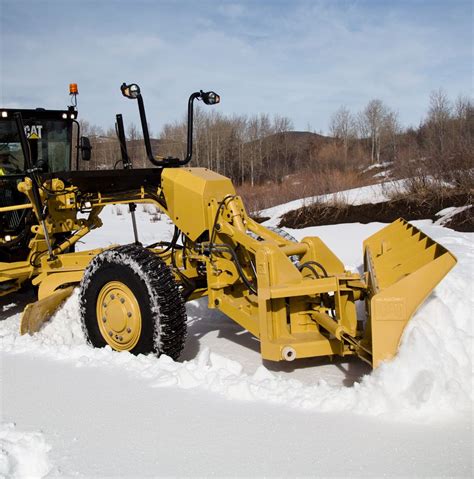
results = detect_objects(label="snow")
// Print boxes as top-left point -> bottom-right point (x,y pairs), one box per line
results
76,204 -> 175,250
0,423 -> 52,478
0,194 -> 473,477
260,179 -> 406,226
3,353 -> 470,478
435,205 -> 472,226
362,161 -> 393,173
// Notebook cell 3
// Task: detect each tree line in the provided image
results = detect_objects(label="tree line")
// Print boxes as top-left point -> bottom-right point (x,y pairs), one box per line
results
79,89 -> 473,193
328,90 -> 472,180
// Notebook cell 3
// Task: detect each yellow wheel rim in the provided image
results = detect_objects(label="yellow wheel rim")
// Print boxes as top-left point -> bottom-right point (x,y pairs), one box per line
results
96,281 -> 142,351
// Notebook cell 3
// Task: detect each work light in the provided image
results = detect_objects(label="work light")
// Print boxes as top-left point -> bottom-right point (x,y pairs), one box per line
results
201,91 -> 220,105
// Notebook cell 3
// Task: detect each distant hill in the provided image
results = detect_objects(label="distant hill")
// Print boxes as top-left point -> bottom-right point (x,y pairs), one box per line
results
88,130 -> 334,170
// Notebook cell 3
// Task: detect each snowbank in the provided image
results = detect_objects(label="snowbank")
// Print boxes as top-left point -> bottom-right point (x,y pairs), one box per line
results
0,423 -> 52,478
435,205 -> 472,226
260,179 -> 407,226
0,223 -> 472,422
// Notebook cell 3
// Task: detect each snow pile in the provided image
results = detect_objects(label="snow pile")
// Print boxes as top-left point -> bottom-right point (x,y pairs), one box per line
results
150,287 -> 472,418
0,423 -> 52,478
435,205 -> 472,226
260,179 -> 407,226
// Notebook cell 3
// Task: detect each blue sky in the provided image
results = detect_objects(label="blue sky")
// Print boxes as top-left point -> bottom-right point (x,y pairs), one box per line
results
0,0 -> 472,134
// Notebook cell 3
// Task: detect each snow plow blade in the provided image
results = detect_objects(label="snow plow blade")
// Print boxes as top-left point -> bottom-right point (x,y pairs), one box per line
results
363,219 -> 457,367
20,286 -> 75,335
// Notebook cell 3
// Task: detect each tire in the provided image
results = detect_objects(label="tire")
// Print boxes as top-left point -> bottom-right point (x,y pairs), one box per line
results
79,244 -> 187,360
267,226 -> 297,243
266,226 -> 299,265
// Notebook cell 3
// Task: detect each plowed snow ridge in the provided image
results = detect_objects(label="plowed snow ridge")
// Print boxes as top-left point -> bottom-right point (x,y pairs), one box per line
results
0,222 -> 472,420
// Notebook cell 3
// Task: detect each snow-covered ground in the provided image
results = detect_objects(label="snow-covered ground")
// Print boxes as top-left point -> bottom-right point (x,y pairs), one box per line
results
0,198 -> 472,478
260,180 -> 407,226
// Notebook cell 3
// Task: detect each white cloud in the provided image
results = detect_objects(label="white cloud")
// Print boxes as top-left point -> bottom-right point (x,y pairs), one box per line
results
0,0 -> 471,134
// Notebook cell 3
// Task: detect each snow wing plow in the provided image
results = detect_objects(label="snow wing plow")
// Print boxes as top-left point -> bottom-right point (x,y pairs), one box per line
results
1,83 -> 457,369
362,219 -> 457,367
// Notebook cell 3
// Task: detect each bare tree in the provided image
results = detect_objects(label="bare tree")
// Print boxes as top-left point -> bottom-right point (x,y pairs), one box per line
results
358,99 -> 399,164
380,110 -> 401,162
79,119 -> 104,138
453,95 -> 473,156
360,99 -> 385,164
127,123 -> 142,141
273,115 -> 294,133
426,88 -> 452,156
329,106 -> 357,161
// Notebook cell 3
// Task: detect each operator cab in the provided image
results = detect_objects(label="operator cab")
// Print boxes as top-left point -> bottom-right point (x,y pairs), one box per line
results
0,106 -> 77,177
0,107 -> 77,259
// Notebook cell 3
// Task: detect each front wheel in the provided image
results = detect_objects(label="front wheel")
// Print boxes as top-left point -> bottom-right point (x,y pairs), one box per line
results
79,245 -> 187,360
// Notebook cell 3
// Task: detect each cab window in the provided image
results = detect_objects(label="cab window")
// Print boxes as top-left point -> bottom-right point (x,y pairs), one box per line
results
0,119 -> 71,175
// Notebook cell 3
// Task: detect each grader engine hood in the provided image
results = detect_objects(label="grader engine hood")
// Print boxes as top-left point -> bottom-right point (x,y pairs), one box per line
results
161,168 -> 236,241
363,219 -> 457,367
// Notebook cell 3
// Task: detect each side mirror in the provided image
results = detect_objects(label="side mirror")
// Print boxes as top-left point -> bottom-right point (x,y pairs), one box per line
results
80,136 -> 92,161
200,90 -> 220,105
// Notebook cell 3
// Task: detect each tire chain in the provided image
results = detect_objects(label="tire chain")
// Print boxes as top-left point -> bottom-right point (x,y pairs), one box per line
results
81,244 -> 187,360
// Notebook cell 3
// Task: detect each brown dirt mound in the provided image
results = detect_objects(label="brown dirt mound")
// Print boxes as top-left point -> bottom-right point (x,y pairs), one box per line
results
279,193 -> 473,232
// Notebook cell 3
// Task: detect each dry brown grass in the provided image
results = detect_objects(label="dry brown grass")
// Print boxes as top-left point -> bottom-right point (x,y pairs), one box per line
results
237,167 -> 367,214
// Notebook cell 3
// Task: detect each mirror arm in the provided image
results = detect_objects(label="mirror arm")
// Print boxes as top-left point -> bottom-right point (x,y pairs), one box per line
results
178,91 -> 201,166
136,94 -> 161,166
122,84 -> 217,168
134,88 -> 201,167
134,92 -> 183,167
136,94 -> 180,167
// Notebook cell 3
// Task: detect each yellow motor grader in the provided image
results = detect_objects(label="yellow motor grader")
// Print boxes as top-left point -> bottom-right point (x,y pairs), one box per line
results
0,83 -> 456,367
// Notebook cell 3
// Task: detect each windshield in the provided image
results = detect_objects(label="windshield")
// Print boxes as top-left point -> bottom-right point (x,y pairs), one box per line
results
0,119 -> 72,175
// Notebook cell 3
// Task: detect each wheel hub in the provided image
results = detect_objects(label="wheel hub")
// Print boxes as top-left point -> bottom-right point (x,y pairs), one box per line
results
96,281 -> 141,351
